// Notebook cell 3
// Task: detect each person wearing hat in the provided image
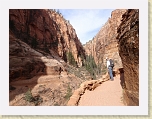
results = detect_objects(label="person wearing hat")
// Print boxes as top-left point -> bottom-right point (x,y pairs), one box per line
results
106,57 -> 114,81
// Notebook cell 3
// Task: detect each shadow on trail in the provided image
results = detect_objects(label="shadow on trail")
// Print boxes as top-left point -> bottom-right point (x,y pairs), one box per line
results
119,68 -> 126,89
112,68 -> 126,89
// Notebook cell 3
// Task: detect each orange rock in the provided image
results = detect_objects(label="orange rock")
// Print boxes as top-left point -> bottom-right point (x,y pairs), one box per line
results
117,9 -> 139,106
84,9 -> 126,69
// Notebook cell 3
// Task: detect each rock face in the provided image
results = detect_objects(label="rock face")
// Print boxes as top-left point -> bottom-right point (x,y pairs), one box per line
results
9,9 -> 87,106
9,33 -> 84,106
116,9 -> 139,106
9,9 -> 139,106
84,9 -> 126,70
9,9 -> 85,68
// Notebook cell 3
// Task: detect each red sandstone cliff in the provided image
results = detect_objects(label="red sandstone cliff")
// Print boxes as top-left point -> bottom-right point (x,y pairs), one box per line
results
84,9 -> 139,106
9,9 -> 86,81
9,9 -> 87,106
9,33 -> 84,106
9,9 -> 139,106
117,9 -> 139,106
9,9 -> 85,68
84,9 -> 126,70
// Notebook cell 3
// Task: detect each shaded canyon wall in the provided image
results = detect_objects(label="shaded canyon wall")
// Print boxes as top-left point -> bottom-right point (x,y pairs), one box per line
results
117,9 -> 139,106
9,9 -> 85,68
9,9 -> 87,106
9,9 -> 85,81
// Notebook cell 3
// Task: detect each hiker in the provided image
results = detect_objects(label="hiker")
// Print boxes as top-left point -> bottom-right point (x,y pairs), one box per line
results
106,57 -> 114,81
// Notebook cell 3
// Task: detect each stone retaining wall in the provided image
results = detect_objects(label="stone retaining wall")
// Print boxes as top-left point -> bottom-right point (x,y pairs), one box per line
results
67,68 -> 122,106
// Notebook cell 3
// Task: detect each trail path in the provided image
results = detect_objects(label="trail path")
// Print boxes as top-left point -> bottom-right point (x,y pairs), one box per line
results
78,75 -> 124,106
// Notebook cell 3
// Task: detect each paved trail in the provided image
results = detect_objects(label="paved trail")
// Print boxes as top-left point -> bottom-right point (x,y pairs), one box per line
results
78,75 -> 124,106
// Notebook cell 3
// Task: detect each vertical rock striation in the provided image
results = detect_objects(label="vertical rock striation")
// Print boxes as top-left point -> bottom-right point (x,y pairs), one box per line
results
9,9 -> 85,68
84,9 -> 126,70
117,9 -> 139,106
9,9 -> 87,106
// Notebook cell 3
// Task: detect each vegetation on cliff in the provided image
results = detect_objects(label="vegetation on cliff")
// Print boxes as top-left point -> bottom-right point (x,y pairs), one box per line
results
66,51 -> 77,67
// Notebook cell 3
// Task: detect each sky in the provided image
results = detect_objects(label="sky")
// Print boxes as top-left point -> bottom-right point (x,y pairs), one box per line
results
59,9 -> 115,45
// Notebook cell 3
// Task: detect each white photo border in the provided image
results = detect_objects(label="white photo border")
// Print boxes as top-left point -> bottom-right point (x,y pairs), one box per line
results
0,0 -> 148,115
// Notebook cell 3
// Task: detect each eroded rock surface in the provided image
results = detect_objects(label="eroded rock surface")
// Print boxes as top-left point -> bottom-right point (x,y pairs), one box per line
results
84,9 -> 126,69
9,9 -> 139,106
9,9 -> 87,106
117,9 -> 139,106
9,9 -> 85,67
9,33 -> 85,106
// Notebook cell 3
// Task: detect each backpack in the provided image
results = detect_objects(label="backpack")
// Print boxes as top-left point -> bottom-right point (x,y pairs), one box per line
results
109,59 -> 114,68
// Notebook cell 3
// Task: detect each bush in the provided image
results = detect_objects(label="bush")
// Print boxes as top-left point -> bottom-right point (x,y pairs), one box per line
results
84,55 -> 97,79
101,65 -> 107,75
24,89 -> 33,102
54,103 -> 60,106
24,89 -> 43,106
64,84 -> 72,100
66,52 -> 77,67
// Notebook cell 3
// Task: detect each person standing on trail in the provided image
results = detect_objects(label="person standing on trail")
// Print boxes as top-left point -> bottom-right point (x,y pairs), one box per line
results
106,57 -> 114,81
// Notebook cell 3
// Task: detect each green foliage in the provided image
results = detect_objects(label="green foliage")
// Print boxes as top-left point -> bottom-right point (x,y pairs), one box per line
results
96,63 -> 102,75
66,64 -> 90,80
80,54 -> 85,66
64,84 -> 72,100
24,89 -> 33,102
84,55 -> 97,79
54,103 -> 60,106
66,52 -> 77,67
101,65 -> 107,75
24,89 -> 43,106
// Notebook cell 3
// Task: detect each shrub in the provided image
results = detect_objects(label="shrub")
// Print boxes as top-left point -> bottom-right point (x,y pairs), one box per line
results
54,103 -> 60,106
24,89 -> 33,102
66,52 -> 77,67
101,65 -> 107,75
64,84 -> 72,100
84,55 -> 97,79
24,89 -> 43,106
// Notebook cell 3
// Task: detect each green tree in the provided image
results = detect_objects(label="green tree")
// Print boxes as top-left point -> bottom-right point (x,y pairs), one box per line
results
84,55 -> 97,79
67,52 -> 77,67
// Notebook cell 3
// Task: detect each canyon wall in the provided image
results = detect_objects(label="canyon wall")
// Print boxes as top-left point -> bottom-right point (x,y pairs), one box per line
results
84,9 -> 126,70
9,33 -> 84,106
117,9 -> 139,106
9,9 -> 87,106
84,9 -> 139,106
9,9 -> 86,81
9,9 -> 139,106
9,9 -> 85,68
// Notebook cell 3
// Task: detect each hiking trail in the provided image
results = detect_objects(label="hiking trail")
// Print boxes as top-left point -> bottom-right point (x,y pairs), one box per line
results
78,74 -> 125,106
